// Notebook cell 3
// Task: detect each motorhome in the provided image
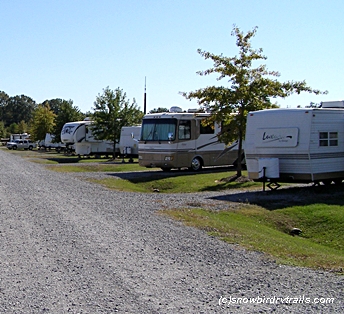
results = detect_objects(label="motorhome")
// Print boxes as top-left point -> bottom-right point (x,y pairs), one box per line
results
138,107 -> 241,171
61,119 -> 141,158
245,101 -> 344,185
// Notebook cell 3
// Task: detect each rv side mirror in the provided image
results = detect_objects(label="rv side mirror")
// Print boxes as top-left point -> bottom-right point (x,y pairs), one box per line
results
131,132 -> 139,142
168,132 -> 174,141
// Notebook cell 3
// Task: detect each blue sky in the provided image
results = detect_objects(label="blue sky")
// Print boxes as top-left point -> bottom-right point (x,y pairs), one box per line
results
1,0 -> 343,114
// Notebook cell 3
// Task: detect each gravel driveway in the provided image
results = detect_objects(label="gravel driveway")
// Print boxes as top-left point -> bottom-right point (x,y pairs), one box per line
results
0,149 -> 342,313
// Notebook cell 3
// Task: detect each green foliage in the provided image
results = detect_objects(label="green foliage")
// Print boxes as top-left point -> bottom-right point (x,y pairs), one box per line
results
30,103 -> 56,141
0,121 -> 6,138
0,94 -> 37,126
92,87 -> 144,154
17,120 -> 28,134
0,93 -> 86,141
181,25 -> 327,176
149,107 -> 169,113
48,99 -> 84,142
8,122 -> 19,134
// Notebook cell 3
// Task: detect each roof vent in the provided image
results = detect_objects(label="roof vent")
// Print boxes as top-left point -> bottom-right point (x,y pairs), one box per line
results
169,106 -> 183,113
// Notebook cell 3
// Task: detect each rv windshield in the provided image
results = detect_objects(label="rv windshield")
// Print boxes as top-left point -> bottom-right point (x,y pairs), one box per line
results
141,118 -> 177,141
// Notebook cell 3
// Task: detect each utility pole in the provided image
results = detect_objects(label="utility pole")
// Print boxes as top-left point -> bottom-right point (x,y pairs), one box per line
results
144,77 -> 147,114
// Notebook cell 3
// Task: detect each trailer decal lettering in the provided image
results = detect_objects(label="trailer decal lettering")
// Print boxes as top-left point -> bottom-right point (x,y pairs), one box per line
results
256,128 -> 299,147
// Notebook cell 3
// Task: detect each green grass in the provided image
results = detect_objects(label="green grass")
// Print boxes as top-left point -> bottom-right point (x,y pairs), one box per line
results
89,170 -> 260,193
46,162 -> 143,172
161,203 -> 344,273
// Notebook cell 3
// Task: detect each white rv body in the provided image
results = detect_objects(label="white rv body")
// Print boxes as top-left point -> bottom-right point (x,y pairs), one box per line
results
245,105 -> 344,183
39,133 -> 66,151
61,120 -> 141,157
61,120 -> 115,156
119,126 -> 141,157
10,133 -> 30,141
138,109 -> 241,171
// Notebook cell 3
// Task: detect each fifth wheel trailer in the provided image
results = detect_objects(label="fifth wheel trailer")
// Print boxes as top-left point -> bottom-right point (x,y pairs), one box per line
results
245,101 -> 344,185
61,119 -> 141,158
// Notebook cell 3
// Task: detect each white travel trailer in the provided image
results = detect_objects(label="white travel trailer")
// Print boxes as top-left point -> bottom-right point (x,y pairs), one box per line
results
138,107 -> 241,171
245,101 -> 344,185
38,133 -> 66,152
61,119 -> 141,158
119,126 -> 141,157
61,119 -> 114,157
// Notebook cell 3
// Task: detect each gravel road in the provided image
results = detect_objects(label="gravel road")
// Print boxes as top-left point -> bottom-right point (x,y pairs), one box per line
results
0,149 -> 343,313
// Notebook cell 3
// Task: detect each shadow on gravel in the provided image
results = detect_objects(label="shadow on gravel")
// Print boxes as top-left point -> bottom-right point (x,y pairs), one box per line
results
207,184 -> 344,210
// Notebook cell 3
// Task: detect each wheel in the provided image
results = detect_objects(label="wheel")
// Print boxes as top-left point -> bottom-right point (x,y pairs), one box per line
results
28,146 -> 33,150
12,146 -> 17,150
322,179 -> 333,186
189,157 -> 202,171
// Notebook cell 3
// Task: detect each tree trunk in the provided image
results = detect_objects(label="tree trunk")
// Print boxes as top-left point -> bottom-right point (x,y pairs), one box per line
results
236,137 -> 243,178
236,105 -> 245,178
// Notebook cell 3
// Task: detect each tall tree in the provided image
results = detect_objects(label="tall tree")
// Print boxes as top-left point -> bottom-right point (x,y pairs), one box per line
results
8,123 -> 19,134
2,95 -> 37,126
181,26 -> 327,177
30,103 -> 56,141
0,91 -> 9,122
17,120 -> 28,134
0,121 -> 6,139
92,87 -> 143,157
47,99 -> 84,142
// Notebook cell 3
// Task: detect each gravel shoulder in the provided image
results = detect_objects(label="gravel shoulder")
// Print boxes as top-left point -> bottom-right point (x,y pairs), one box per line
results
0,149 -> 343,313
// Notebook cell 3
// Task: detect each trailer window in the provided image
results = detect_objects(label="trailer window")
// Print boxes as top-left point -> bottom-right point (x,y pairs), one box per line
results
319,132 -> 338,146
178,120 -> 191,140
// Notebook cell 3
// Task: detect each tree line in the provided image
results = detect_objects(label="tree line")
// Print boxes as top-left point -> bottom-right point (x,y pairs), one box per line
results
0,88 -> 143,147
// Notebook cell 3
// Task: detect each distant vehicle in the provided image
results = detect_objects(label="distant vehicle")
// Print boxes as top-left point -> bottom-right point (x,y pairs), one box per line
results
61,119 -> 141,158
6,139 -> 37,150
245,101 -> 344,186
138,107 -> 242,171
38,133 -> 66,152
10,133 -> 30,141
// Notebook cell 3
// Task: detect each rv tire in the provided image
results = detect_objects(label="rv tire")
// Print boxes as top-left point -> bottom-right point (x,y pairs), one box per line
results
190,157 -> 202,171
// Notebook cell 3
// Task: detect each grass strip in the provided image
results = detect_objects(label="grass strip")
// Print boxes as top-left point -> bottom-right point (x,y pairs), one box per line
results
161,205 -> 344,273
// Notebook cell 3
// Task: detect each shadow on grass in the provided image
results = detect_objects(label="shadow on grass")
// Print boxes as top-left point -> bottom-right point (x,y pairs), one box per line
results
104,166 -> 237,184
207,183 -> 344,210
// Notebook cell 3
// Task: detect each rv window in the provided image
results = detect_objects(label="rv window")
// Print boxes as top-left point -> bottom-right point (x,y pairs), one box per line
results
141,118 -> 177,141
200,120 -> 214,134
319,132 -> 338,147
178,120 -> 191,140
